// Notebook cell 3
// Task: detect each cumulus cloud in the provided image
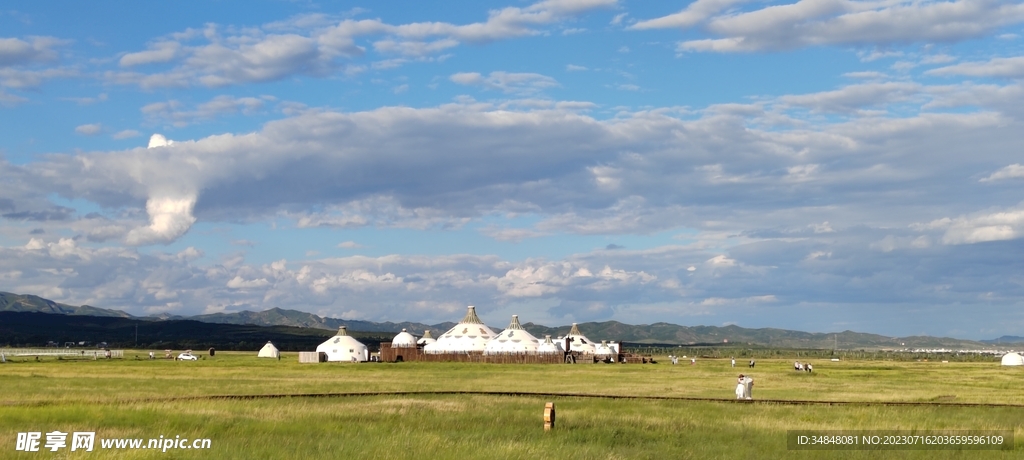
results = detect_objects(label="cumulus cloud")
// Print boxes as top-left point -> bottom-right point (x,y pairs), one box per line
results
632,0 -> 1024,52
0,36 -> 65,67
124,196 -> 197,245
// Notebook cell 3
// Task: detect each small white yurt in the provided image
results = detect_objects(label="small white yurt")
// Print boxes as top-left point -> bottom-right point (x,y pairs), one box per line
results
392,329 -> 417,348
424,306 -> 497,354
417,330 -> 436,346
1001,352 -> 1024,366
485,315 -> 540,354
595,340 -> 615,359
316,326 -> 368,362
564,323 -> 597,354
537,335 -> 564,354
257,341 -> 280,358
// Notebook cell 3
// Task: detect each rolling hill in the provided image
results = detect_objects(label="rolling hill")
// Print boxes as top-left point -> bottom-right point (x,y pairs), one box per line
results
1,291 -> 1015,349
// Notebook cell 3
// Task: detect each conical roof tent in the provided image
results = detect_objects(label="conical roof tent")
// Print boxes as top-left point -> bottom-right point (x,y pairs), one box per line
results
417,329 -> 436,345
485,315 -> 540,354
537,334 -> 563,354
257,341 -> 280,358
316,326 -> 368,362
423,306 -> 497,354
392,328 -> 417,348
565,322 -> 596,354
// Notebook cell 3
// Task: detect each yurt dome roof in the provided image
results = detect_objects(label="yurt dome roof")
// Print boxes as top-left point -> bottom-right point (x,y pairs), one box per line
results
565,323 -> 597,353
537,334 -> 564,354
392,328 -> 417,348
424,306 -> 497,353
1001,352 -> 1024,366
417,329 -> 436,345
485,315 -> 540,354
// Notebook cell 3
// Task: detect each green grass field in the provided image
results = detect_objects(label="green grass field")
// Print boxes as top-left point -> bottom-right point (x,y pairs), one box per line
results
1,352 -> 1021,459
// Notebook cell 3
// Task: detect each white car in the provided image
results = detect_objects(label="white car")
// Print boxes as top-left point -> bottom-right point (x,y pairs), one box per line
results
177,352 -> 198,361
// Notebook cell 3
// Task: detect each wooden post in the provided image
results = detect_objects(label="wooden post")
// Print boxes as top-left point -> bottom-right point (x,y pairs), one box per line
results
543,402 -> 556,431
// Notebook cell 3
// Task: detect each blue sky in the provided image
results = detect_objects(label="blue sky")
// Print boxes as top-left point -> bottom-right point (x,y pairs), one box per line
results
3,0 -> 1024,339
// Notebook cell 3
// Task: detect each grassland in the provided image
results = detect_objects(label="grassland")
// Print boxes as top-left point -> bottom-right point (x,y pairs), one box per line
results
1,352 -> 1022,459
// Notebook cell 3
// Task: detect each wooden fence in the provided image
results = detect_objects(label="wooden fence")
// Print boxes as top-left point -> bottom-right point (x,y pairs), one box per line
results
1,348 -> 124,359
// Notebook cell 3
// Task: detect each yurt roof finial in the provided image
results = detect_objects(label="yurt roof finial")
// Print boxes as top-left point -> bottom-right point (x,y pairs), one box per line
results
460,305 -> 483,324
422,329 -> 433,339
507,315 -> 524,330
338,326 -> 349,336
569,323 -> 582,336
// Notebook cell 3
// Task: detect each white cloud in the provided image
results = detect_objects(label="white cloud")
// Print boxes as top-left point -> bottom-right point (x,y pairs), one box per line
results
337,241 -> 364,248
124,196 -> 197,246
0,67 -> 78,89
75,124 -> 102,136
106,0 -> 616,88
142,95 -> 267,126
119,41 -> 182,67
450,71 -> 558,94
927,56 -> 1024,79
630,0 -> 748,30
778,82 -> 920,114
981,164 -> 1024,182
0,89 -> 27,107
638,0 -> 1024,53
566,64 -> 588,71
112,130 -> 142,140
480,226 -> 548,242
922,207 -> 1024,244
0,36 -> 65,67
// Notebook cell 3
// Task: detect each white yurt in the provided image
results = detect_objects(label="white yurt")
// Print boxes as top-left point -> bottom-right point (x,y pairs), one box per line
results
564,323 -> 597,354
537,335 -> 564,354
392,329 -> 417,348
257,341 -> 280,358
1001,352 -> 1024,366
423,306 -> 497,354
417,330 -> 436,346
316,326 -> 368,362
595,340 -> 615,359
485,315 -> 540,354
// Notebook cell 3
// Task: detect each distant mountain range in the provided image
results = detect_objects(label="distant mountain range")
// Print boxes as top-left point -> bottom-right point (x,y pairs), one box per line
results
2,291 -> 1020,349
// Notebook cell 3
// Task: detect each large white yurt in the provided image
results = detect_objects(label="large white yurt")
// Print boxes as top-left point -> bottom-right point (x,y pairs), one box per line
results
485,315 -> 540,354
316,326 -> 368,362
1001,352 -> 1024,366
417,330 -> 436,346
564,323 -> 597,354
257,341 -> 280,358
537,335 -> 564,354
423,306 -> 497,354
392,329 -> 417,348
